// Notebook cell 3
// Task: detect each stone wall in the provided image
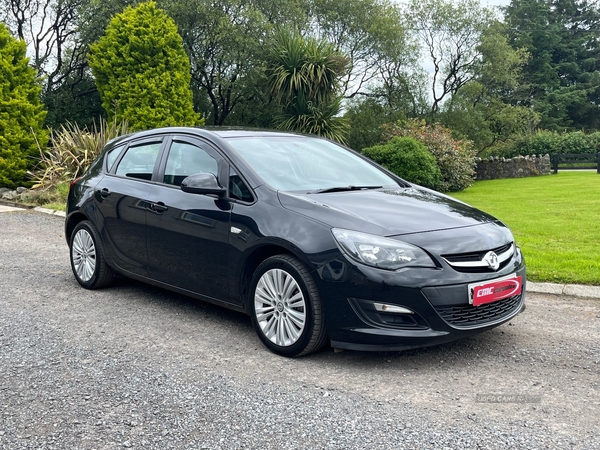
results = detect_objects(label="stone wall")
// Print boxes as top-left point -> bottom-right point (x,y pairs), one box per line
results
475,154 -> 551,181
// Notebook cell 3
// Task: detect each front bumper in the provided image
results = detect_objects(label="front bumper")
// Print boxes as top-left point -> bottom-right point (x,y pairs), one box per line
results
315,256 -> 526,352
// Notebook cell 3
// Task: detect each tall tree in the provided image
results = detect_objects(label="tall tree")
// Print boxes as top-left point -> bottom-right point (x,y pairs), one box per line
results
88,1 -> 200,130
164,0 -> 274,125
0,0 -> 103,127
309,0 -> 417,103
406,0 -> 494,116
0,23 -> 47,187
441,22 -> 540,152
0,0 -> 87,94
505,0 -> 600,130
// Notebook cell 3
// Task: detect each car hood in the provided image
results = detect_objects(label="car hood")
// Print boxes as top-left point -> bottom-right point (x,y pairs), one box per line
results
278,187 -> 499,237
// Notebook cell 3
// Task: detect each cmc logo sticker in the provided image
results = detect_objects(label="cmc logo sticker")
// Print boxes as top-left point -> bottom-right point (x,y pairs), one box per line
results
469,275 -> 523,307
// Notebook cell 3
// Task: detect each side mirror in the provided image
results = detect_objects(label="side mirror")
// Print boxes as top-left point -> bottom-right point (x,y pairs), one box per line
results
181,173 -> 226,196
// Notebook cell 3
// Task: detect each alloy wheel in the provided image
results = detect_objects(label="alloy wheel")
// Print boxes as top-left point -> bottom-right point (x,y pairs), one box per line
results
71,228 -> 96,282
254,268 -> 307,347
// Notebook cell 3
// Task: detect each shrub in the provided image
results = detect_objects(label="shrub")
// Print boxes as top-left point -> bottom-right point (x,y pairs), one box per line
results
382,119 -> 476,192
362,137 -> 442,190
29,118 -> 129,190
0,23 -> 48,188
88,1 -> 201,130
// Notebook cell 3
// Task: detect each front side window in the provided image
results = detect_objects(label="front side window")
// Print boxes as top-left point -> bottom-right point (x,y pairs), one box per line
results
115,142 -> 161,180
163,141 -> 218,186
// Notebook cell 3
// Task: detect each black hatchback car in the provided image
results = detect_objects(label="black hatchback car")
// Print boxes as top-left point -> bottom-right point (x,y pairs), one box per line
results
66,127 -> 526,357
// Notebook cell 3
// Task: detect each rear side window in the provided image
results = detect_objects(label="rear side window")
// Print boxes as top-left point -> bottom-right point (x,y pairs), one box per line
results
115,142 -> 161,181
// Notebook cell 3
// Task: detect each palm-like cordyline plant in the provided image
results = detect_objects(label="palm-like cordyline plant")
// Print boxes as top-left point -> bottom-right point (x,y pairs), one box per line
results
267,29 -> 349,143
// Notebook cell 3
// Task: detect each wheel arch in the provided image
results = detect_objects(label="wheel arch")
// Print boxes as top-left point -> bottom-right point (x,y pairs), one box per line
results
239,243 -> 313,313
65,212 -> 89,244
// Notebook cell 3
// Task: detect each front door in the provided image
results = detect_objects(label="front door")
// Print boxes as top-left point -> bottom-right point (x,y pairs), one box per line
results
146,137 -> 232,302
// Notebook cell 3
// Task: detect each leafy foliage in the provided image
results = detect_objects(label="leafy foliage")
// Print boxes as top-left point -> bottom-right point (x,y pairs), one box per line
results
28,118 -> 129,189
0,23 -> 48,188
504,0 -> 600,131
88,1 -> 201,130
310,0 -> 417,103
165,0 -> 274,125
497,130 -> 600,158
267,29 -> 349,142
344,97 -> 405,152
42,73 -> 104,130
362,137 -> 442,190
440,22 -> 540,153
383,119 -> 476,192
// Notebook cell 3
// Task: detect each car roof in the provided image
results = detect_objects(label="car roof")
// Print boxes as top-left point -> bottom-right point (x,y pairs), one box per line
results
205,127 -> 306,139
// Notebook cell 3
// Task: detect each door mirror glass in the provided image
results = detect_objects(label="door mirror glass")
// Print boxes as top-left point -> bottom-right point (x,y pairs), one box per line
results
181,173 -> 225,196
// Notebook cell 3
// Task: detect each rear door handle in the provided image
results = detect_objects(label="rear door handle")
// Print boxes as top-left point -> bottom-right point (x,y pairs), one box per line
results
99,188 -> 111,198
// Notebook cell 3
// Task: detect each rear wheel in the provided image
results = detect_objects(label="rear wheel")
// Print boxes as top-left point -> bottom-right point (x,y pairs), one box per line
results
249,255 -> 328,357
69,220 -> 114,289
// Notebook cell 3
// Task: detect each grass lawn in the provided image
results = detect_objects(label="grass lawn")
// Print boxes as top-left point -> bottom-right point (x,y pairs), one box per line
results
449,171 -> 600,285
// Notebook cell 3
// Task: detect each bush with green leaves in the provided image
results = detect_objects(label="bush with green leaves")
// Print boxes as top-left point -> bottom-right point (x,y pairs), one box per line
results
88,1 -> 201,130
29,118 -> 129,190
362,137 -> 442,190
0,23 -> 48,188
499,130 -> 600,158
383,119 -> 476,192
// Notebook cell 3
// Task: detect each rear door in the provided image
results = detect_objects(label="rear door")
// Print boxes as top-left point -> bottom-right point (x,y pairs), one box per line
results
95,137 -> 164,276
146,136 -> 232,302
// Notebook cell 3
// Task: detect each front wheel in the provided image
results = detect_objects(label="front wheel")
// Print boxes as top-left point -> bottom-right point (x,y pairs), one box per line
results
249,255 -> 328,357
69,220 -> 114,289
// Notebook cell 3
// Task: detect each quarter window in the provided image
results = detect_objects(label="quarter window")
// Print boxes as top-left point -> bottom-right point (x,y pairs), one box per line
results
106,145 -> 124,172
115,142 -> 161,180
229,168 -> 253,202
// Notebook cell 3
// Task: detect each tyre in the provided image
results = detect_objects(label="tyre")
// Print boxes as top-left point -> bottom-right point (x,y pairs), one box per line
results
69,220 -> 114,289
249,254 -> 328,357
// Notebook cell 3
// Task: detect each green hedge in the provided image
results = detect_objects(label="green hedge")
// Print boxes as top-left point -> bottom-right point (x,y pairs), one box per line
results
503,131 -> 600,157
362,137 -> 442,190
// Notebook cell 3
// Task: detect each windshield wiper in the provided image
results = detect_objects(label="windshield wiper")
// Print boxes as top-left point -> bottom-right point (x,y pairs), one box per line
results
310,185 -> 383,194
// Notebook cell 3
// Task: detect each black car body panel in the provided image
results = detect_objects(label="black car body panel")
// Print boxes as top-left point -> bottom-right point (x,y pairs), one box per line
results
66,127 -> 526,354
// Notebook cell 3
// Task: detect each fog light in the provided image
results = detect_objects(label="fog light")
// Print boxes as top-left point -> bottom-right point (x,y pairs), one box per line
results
373,303 -> 413,314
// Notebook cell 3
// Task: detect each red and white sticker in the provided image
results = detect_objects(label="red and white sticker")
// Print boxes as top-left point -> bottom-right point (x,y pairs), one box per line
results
469,274 -> 523,307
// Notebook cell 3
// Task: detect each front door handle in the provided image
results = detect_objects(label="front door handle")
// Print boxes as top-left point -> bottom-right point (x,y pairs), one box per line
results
99,188 -> 111,198
150,202 -> 168,213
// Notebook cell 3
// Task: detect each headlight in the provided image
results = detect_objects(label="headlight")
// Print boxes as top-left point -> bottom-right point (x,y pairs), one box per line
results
331,228 -> 436,270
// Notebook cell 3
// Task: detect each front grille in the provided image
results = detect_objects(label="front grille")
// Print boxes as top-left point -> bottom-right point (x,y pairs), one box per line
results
435,294 -> 522,328
442,242 -> 514,273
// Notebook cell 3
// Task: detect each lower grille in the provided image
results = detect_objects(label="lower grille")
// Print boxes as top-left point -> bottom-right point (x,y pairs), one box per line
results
435,295 -> 522,328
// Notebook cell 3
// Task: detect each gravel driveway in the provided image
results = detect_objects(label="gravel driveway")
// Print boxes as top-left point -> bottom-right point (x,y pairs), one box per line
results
1,210 -> 599,449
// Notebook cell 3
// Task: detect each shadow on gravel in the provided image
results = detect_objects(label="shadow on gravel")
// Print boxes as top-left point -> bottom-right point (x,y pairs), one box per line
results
108,276 -> 253,328
101,276 -> 522,372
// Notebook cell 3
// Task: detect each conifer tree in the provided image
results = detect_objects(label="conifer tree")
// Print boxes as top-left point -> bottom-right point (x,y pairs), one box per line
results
88,1 -> 200,130
0,23 -> 47,188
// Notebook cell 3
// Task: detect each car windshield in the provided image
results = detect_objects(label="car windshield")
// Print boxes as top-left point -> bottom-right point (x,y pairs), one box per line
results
226,136 -> 400,192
